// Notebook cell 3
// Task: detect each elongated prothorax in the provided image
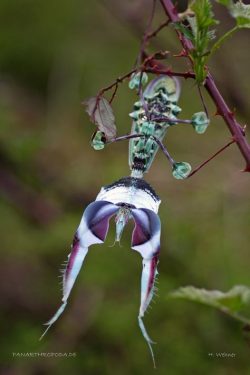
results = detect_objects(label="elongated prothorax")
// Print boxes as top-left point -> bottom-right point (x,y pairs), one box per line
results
115,206 -> 131,243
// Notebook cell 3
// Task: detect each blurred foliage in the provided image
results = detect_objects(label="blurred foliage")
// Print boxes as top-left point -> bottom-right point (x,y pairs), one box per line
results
169,285 -> 250,324
0,0 -> 250,374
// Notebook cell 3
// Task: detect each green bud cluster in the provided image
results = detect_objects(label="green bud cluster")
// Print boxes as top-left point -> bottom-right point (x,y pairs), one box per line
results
191,112 -> 210,134
91,130 -> 106,150
128,72 -> 148,90
172,162 -> 192,179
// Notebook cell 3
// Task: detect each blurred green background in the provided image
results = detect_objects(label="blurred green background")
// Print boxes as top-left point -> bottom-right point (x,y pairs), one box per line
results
0,1 -> 249,374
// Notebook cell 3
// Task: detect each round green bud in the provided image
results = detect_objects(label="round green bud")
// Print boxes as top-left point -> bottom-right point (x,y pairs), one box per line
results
172,162 -> 191,179
91,130 -> 106,150
191,112 -> 209,134
128,72 -> 148,90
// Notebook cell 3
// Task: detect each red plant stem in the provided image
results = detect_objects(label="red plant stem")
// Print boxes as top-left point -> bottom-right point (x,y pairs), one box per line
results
159,0 -> 250,171
188,139 -> 236,178
99,69 -> 136,96
205,73 -> 249,165
109,83 -> 119,103
159,0 -> 193,51
145,67 -> 195,79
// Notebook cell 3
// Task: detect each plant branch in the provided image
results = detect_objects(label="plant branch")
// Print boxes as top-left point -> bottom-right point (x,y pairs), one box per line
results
95,59 -> 194,110
99,69 -> 136,102
205,73 -> 250,167
144,66 -> 195,79
147,19 -> 170,40
188,139 -> 235,178
136,0 -> 157,66
159,0 -> 250,172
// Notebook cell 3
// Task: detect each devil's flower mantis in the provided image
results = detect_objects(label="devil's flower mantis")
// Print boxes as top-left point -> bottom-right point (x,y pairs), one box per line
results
41,73 -> 209,367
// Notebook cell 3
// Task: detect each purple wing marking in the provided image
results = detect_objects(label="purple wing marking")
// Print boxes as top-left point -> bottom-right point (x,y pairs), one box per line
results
40,200 -> 118,340
83,200 -> 119,242
131,208 -> 161,368
131,208 -> 161,259
62,201 -> 118,300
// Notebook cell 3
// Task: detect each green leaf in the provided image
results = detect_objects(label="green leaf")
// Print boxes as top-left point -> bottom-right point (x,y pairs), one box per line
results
230,1 -> 250,28
84,96 -> 117,141
188,0 -> 218,83
191,0 -> 218,29
169,285 -> 250,322
181,1 -> 250,83
211,1 -> 250,57
216,0 -> 250,28
173,22 -> 194,41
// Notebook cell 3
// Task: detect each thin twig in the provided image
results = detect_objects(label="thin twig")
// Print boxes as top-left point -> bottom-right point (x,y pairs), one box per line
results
197,84 -> 209,118
109,83 -> 119,104
188,139 -> 235,178
89,68 -> 137,116
147,20 -> 170,40
99,69 -> 136,97
136,0 -> 157,66
144,67 -> 195,79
